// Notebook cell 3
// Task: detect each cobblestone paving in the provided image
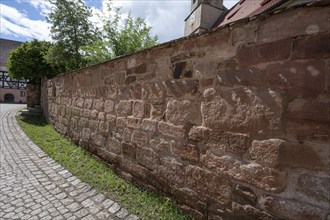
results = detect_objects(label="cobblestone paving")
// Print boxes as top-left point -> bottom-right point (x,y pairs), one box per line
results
0,105 -> 139,220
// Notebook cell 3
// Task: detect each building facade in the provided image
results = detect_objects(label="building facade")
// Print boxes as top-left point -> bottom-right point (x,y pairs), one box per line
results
0,38 -> 27,103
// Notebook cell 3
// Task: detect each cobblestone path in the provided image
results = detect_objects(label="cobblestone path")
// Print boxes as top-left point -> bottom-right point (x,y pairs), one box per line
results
0,104 -> 138,220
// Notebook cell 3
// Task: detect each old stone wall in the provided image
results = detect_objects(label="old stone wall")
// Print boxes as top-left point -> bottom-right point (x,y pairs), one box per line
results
43,3 -> 330,219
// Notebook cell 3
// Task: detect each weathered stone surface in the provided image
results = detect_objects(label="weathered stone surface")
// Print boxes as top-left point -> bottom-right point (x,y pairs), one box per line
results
165,80 -> 199,98
231,21 -> 258,45
125,76 -> 137,85
158,121 -> 186,139
278,142 -> 326,171
202,152 -> 286,192
127,63 -> 147,75
233,185 -> 257,205
106,137 -> 121,154
136,147 -> 159,170
132,100 -> 145,118
104,100 -> 115,113
201,88 -> 283,133
88,120 -> 99,131
90,110 -> 99,119
98,112 -> 106,121
123,128 -> 132,142
106,114 -> 116,123
121,142 -> 136,159
158,158 -> 185,186
188,126 -> 211,142
150,100 -> 165,119
171,143 -> 199,162
237,38 -> 291,66
149,139 -> 171,155
131,130 -> 148,146
120,158 -> 146,179
208,131 -> 251,155
116,100 -> 132,117
257,7 -> 330,43
93,99 -> 104,111
292,33 -> 330,59
251,139 -> 327,170
186,166 -> 231,204
91,133 -> 105,147
165,100 -> 200,126
99,121 -> 109,133
217,67 -> 265,87
129,83 -> 142,99
76,98 -> 84,108
266,60 -> 325,98
260,196 -> 326,220
142,82 -> 165,100
116,117 -> 127,128
250,139 -> 284,166
172,61 -> 193,79
140,118 -> 158,132
296,174 -> 330,203
286,98 -> 330,141
230,202 -> 275,220
127,116 -> 141,129
81,128 -> 91,141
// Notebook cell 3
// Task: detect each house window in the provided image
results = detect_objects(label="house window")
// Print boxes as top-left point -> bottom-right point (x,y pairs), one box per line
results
20,91 -> 26,97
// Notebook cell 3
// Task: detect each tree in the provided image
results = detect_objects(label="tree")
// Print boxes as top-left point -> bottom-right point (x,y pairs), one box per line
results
83,3 -> 158,65
106,12 -> 158,57
7,40 -> 59,84
46,0 -> 97,71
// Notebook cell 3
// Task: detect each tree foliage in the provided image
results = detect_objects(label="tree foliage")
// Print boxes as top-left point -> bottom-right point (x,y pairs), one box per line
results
82,2 -> 158,65
46,0 -> 97,71
7,40 -> 59,83
106,12 -> 158,57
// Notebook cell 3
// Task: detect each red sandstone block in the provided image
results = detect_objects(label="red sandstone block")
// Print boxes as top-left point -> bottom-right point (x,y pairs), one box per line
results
292,33 -> 330,60
121,142 -> 136,159
140,118 -> 158,132
132,100 -> 145,118
186,165 -> 231,205
237,38 -> 291,67
120,158 -> 146,179
257,7 -> 330,43
165,100 -> 201,126
260,196 -> 326,220
202,152 -> 286,192
136,147 -> 159,170
157,158 -> 185,186
217,67 -> 265,87
116,100 -> 132,117
171,143 -> 199,162
158,121 -> 186,139
127,116 -> 141,129
286,98 -> 329,141
106,137 -> 121,154
250,139 -> 327,171
131,130 -> 148,146
266,60 -> 325,98
296,173 -> 330,203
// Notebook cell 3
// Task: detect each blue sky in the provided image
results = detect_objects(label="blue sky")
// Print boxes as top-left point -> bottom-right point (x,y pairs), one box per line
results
0,0 -> 239,43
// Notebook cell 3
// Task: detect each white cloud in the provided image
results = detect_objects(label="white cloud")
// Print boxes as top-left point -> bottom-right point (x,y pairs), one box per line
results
97,0 -> 239,43
28,0 -> 52,15
0,3 -> 51,40
1,0 -> 239,43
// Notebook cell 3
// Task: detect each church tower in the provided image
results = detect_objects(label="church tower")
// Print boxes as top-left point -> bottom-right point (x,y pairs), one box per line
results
184,0 -> 226,36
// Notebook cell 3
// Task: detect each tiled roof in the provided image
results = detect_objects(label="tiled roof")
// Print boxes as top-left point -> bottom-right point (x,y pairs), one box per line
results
212,0 -> 318,29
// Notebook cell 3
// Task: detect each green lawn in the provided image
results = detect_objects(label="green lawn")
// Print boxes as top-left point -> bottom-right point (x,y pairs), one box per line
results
17,114 -> 191,220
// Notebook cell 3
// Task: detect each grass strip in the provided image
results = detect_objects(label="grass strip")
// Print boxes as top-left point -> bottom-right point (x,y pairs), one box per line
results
17,115 -> 191,220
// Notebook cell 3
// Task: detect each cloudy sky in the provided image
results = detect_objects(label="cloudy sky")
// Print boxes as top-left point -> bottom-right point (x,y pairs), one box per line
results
0,0 -> 239,43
